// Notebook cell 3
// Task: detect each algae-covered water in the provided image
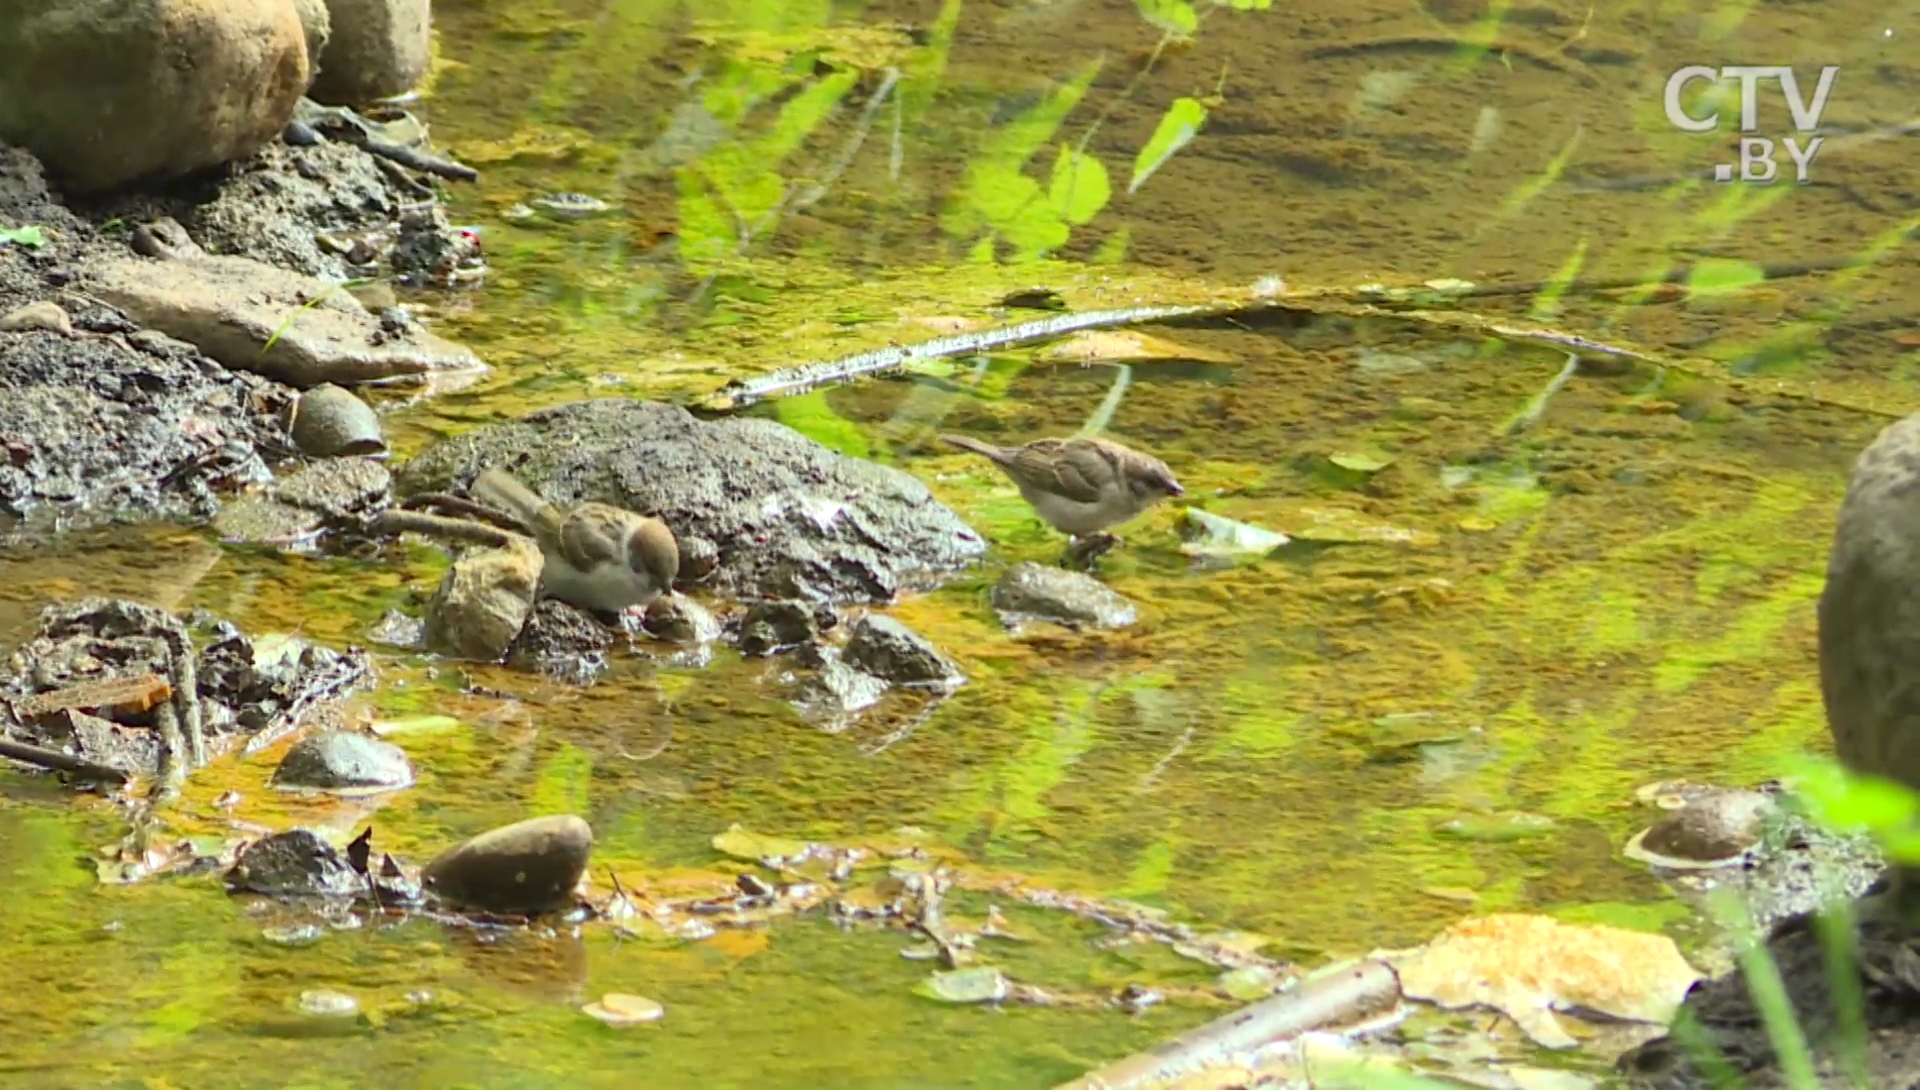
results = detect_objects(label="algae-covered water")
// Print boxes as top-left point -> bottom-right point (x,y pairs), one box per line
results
3,0 -> 1917,1086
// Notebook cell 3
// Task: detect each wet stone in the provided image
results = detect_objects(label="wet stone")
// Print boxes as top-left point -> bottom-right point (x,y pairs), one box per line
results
393,398 -> 985,604
225,829 -> 363,898
504,599 -> 612,685
1629,789 -> 1777,868
288,383 -> 385,457
270,730 -> 414,793
842,614 -> 963,689
421,814 -> 594,915
990,562 -> 1137,631
738,600 -> 819,657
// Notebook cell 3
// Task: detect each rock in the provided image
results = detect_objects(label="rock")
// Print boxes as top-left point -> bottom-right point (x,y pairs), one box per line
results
271,729 -> 414,793
210,457 -> 391,545
0,300 -> 70,335
787,648 -> 888,727
87,253 -> 484,388
308,0 -> 431,106
393,399 -> 985,604
738,600 -> 819,656
504,599 -> 612,685
0,0 -> 310,193
843,614 -> 963,688
421,814 -> 594,915
176,140 -> 480,284
1624,789 -> 1776,869
289,383 -> 385,457
1821,414 -> 1920,806
0,150 -> 294,528
289,0 -> 332,69
423,537 -> 543,661
990,562 -> 1137,630
225,829 -> 362,897
642,594 -> 720,646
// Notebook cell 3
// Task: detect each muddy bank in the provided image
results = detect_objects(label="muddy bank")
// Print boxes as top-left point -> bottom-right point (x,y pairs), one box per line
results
0,109 -> 481,535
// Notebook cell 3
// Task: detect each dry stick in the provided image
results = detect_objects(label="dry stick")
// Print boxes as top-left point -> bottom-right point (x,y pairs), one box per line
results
400,492 -> 533,535
152,701 -> 187,800
373,507 -> 520,548
1053,959 -> 1402,1090
0,737 -> 129,784
154,614 -> 206,769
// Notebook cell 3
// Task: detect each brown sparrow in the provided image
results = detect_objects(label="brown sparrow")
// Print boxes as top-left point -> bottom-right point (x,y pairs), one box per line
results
941,434 -> 1184,559
469,467 -> 680,613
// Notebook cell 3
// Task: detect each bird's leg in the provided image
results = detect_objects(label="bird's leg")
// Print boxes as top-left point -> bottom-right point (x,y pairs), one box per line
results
1062,532 -> 1119,570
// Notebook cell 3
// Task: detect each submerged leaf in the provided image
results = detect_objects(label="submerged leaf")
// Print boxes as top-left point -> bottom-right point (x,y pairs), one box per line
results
1685,258 -> 1766,296
915,966 -> 1010,1004
1329,451 -> 1394,473
1179,508 -> 1291,558
582,993 -> 665,1026
713,824 -> 808,862
1040,329 -> 1232,365
1270,503 -> 1437,546
1130,97 -> 1207,194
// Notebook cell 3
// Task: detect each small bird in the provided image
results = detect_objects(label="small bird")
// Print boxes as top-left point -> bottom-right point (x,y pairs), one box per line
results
469,467 -> 680,614
941,434 -> 1184,559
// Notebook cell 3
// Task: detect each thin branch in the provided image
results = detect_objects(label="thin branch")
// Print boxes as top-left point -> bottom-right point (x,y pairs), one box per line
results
0,737 -> 129,784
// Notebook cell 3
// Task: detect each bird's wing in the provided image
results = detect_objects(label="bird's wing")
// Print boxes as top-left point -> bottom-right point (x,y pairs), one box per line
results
558,505 -> 628,569
1009,440 -> 1108,503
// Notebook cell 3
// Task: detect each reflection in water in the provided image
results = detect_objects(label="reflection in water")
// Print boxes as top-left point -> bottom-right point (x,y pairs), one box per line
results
4,0 -> 1918,1085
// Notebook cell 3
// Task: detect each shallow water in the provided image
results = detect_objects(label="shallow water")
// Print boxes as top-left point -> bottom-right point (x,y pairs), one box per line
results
3,0 -> 1918,1085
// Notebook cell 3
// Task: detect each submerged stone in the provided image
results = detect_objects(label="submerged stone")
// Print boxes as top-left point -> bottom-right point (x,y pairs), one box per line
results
421,814 -> 593,915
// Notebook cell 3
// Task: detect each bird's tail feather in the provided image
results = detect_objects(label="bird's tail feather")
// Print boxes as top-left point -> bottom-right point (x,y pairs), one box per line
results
471,467 -> 550,522
940,434 -> 1006,461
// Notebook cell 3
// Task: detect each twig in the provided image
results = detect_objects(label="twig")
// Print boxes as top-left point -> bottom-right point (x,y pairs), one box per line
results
401,491 -> 532,535
1078,363 -> 1132,438
359,139 -> 479,183
153,701 -> 187,798
701,304 -> 1213,410
1498,351 -> 1580,436
0,737 -> 129,784
154,613 -> 206,769
373,508 -> 519,548
1052,959 -> 1402,1090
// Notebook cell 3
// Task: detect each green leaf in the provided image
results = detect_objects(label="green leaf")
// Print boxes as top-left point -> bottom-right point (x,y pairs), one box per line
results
1685,258 -> 1767,296
1046,146 -> 1111,226
1330,451 -> 1394,473
1134,0 -> 1198,34
0,224 -> 45,248
1129,97 -> 1208,194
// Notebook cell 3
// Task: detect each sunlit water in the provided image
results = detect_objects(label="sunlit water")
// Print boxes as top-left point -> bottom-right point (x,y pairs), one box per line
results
2,0 -> 1917,1085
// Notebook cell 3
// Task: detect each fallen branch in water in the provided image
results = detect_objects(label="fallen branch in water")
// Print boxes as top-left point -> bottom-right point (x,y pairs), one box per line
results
700,254 -> 1908,421
373,507 -> 520,548
1053,958 -> 1403,1090
700,303 -> 1214,411
0,737 -> 129,784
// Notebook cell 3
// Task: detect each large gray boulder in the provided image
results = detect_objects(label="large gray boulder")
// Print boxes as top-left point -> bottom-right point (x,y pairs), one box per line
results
395,399 -> 986,605
1821,414 -> 1920,806
0,0 -> 310,193
308,0 -> 430,106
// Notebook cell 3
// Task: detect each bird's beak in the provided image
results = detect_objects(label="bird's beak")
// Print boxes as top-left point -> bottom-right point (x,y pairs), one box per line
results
1166,480 -> 1186,497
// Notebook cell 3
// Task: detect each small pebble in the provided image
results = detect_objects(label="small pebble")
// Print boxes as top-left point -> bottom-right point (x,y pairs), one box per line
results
297,989 -> 359,1017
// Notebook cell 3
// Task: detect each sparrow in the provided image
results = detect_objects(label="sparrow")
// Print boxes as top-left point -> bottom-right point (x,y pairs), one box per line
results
941,434 -> 1184,559
469,467 -> 680,614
